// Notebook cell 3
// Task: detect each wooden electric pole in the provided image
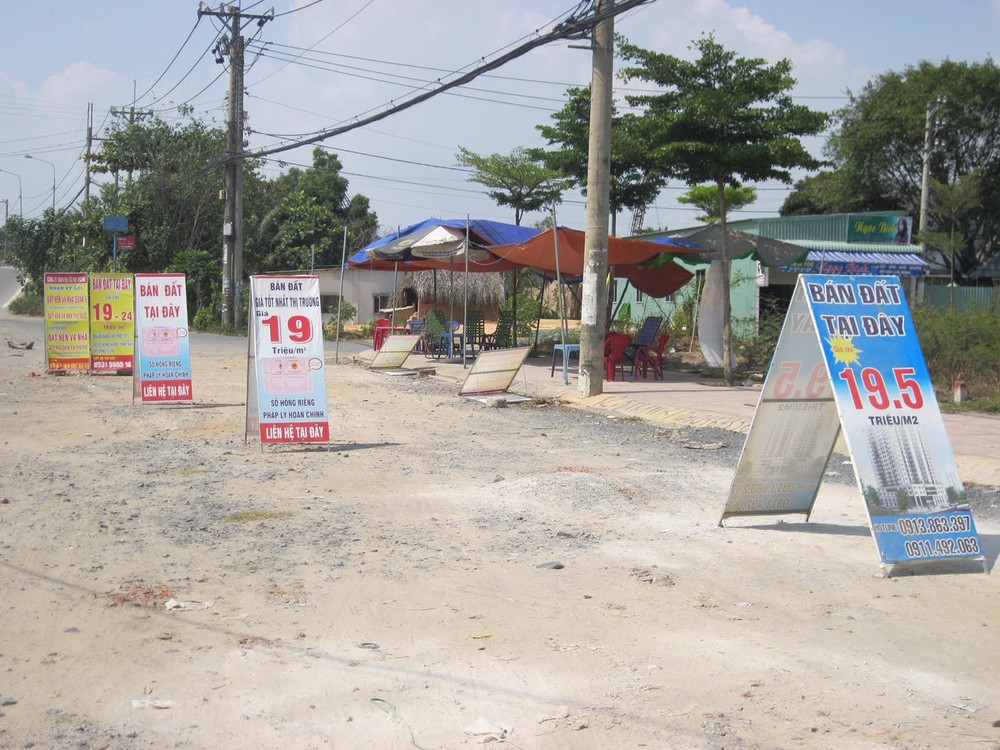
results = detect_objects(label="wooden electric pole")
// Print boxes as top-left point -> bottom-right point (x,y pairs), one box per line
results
578,0 -> 614,398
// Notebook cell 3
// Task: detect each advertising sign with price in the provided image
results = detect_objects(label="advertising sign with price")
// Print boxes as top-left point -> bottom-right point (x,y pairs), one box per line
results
722,274 -> 982,569
246,275 -> 329,444
44,272 -> 91,371
89,273 -> 135,373
133,273 -> 194,403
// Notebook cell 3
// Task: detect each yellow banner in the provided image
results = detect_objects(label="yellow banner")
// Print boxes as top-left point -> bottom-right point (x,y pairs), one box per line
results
44,272 -> 90,371
89,274 -> 135,372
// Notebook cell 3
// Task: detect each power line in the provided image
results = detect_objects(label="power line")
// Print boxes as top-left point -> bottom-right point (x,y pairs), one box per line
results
243,0 -> 656,161
248,0 -> 375,87
129,17 -> 205,106
274,0 -> 325,18
141,25 -> 228,111
244,44 -> 574,107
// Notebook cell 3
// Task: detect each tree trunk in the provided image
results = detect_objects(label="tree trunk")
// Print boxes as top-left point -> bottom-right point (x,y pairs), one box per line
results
717,178 -> 734,387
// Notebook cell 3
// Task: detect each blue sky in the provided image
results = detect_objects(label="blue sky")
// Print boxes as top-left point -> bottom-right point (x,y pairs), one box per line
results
1,0 -> 997,236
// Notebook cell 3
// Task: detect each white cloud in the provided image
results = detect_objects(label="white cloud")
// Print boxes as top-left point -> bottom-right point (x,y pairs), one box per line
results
39,61 -> 118,105
619,0 -> 849,103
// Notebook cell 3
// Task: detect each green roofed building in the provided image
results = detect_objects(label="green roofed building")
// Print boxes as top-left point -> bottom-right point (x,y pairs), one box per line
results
619,211 -> 926,335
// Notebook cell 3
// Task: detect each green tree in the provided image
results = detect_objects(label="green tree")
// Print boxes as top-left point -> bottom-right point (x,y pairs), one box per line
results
916,171 -> 981,289
531,85 -> 665,234
895,488 -> 913,512
679,184 -> 757,224
821,59 -> 1000,273
166,248 -> 221,315
455,145 -> 567,343
780,171 -> 859,216
252,149 -> 379,273
455,146 -> 567,226
864,485 -> 883,511
618,33 -> 828,385
92,114 -> 232,274
3,211 -> 75,294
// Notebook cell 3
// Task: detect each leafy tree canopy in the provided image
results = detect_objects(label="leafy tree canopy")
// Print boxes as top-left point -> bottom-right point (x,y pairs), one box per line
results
4,119 -> 379,318
617,34 -> 828,191
455,146 -> 567,226
679,184 -> 757,224
816,58 -> 1000,278
531,84 -> 666,233
251,148 -> 379,273
616,33 -> 828,385
779,170 -> 861,216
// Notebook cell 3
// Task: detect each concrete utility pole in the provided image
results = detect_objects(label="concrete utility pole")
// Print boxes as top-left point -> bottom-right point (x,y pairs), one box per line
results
0,169 -> 20,217
918,96 -> 944,256
199,4 -> 273,330
84,103 -> 93,216
225,17 -> 245,330
578,0 -> 614,399
111,88 -> 154,190
1,199 -> 7,261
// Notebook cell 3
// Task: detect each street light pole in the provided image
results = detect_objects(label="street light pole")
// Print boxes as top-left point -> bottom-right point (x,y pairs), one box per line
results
24,155 -> 56,213
0,168 -> 22,216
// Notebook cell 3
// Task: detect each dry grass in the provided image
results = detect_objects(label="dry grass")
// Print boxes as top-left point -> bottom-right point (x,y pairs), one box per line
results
224,509 -> 295,523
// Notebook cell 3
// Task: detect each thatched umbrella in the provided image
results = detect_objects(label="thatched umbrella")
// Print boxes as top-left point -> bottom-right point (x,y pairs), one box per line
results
400,270 -> 505,310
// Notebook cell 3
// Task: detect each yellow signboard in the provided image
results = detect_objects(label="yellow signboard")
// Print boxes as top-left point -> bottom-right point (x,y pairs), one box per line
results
89,273 -> 135,372
44,272 -> 90,371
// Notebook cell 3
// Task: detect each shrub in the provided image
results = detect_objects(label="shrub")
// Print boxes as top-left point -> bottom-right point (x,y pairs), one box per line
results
733,301 -> 785,371
192,305 -> 220,333
912,303 -> 1000,402
502,292 -> 541,338
8,290 -> 44,316
323,300 -> 357,340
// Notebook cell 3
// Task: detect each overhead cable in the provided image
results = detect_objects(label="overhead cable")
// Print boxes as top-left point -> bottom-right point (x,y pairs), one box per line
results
244,0 -> 654,160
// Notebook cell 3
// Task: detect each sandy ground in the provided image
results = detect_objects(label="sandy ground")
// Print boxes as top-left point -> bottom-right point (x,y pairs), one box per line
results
1,331 -> 1000,750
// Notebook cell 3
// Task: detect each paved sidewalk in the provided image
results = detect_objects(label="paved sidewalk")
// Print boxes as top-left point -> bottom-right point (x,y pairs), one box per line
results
391,350 -> 1000,487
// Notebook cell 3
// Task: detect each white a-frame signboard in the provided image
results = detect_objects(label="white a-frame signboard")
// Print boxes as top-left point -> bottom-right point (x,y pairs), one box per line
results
246,275 -> 330,446
721,274 -> 983,571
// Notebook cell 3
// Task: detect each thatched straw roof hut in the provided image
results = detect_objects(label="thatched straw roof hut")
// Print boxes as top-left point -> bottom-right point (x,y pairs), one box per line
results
399,270 -> 506,313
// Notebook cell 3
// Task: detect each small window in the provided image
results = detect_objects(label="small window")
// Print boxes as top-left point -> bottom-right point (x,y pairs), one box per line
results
609,279 -> 618,301
373,294 -> 391,314
320,294 -> 341,313
635,290 -> 644,303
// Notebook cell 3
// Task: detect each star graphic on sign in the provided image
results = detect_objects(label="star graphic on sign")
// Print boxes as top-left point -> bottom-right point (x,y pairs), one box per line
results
828,336 -> 862,365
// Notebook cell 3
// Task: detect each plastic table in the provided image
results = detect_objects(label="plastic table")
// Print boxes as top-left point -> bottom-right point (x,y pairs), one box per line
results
550,343 -> 580,381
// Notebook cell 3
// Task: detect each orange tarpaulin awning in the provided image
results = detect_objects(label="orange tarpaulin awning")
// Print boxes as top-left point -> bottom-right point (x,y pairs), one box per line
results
492,227 -> 708,297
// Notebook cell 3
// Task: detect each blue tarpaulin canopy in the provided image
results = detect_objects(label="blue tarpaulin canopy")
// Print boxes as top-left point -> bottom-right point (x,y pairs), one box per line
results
348,218 -> 542,270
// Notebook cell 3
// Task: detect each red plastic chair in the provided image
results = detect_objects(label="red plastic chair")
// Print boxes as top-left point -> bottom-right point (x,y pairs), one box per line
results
603,333 -> 632,381
372,318 -> 391,351
632,333 -> 670,380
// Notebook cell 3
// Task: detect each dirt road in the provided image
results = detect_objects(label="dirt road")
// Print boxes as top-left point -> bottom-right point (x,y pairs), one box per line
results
1,338 -> 998,749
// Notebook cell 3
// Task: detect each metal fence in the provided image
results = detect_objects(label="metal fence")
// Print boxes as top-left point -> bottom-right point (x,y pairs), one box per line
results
923,285 -> 999,312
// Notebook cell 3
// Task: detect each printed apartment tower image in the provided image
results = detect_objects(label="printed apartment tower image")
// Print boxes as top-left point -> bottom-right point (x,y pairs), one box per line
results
740,404 -> 833,479
865,423 -> 952,512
